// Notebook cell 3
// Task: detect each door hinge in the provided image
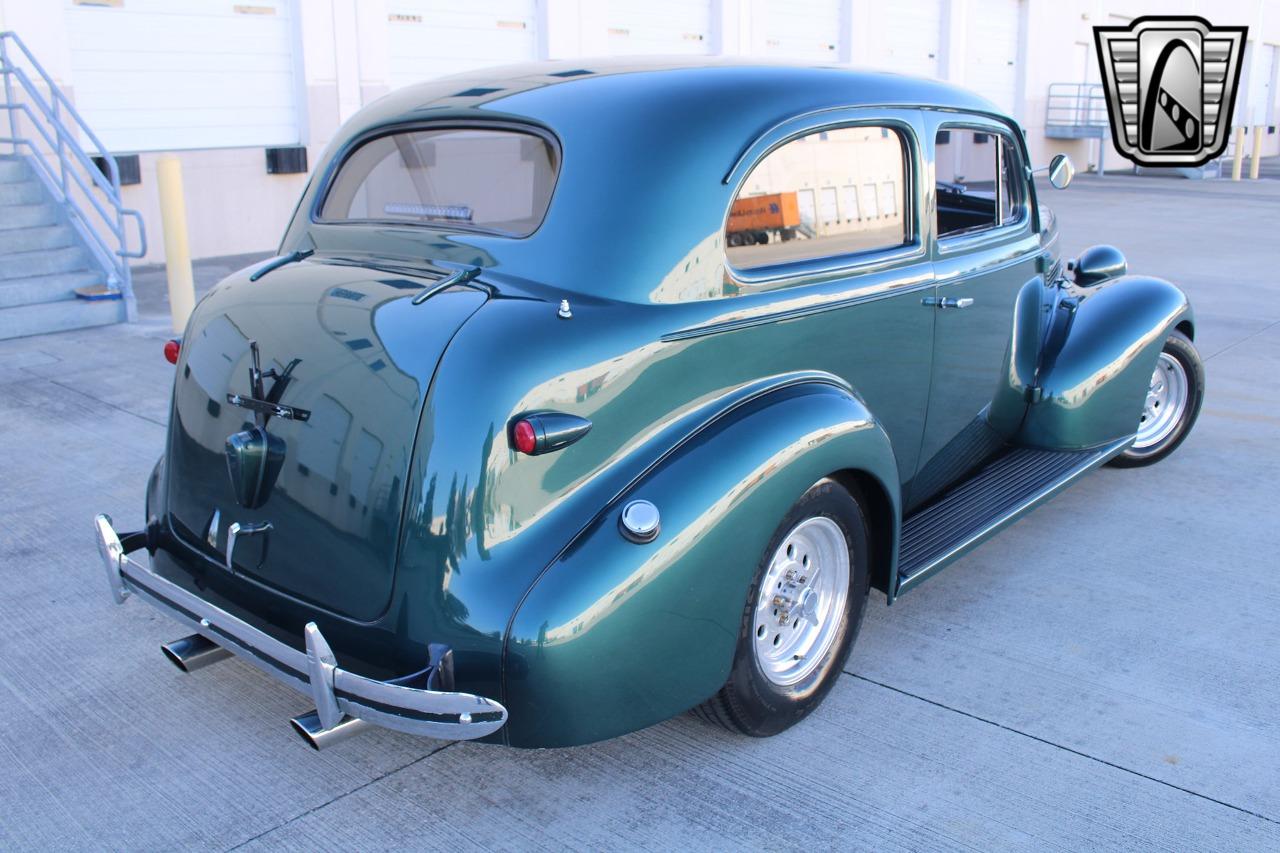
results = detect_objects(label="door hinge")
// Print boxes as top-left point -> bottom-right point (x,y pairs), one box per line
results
1025,385 -> 1044,404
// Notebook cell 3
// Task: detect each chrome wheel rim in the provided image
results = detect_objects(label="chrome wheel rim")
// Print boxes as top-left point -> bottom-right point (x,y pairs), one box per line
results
1133,352 -> 1189,450
752,516 -> 850,687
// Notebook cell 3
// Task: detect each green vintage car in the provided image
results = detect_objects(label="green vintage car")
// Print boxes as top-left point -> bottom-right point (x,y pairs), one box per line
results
95,60 -> 1204,750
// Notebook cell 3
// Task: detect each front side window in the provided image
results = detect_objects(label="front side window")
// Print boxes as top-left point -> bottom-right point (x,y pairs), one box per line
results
935,128 -> 1025,239
318,127 -> 557,237
727,126 -> 909,270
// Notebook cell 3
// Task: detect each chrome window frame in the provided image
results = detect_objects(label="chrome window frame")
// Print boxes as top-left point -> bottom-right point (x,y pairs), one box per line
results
930,115 -> 1032,256
309,119 -> 563,240
719,109 -> 926,295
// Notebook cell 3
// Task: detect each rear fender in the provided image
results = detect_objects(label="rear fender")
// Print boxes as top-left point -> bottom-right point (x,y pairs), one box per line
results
502,380 -> 899,748
1019,275 -> 1192,449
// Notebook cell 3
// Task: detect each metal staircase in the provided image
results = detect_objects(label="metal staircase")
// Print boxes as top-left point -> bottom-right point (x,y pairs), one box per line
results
1044,82 -> 1115,174
0,31 -> 146,340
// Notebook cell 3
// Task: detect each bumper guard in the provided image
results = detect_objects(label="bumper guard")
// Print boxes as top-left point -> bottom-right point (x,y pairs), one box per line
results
94,514 -> 508,745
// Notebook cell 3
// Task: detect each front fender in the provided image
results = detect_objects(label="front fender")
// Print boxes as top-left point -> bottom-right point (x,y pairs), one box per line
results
1019,274 -> 1192,449
502,380 -> 899,747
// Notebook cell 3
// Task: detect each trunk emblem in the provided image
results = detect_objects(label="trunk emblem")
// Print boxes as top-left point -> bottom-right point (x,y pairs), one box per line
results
224,342 -> 300,508
225,341 -> 310,424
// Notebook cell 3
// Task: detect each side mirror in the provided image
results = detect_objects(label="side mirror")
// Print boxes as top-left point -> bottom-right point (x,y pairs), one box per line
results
1069,244 -> 1127,287
1047,153 -> 1074,189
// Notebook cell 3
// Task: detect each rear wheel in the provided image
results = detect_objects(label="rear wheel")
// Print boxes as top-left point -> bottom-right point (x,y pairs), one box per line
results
1110,331 -> 1204,467
693,479 -> 870,737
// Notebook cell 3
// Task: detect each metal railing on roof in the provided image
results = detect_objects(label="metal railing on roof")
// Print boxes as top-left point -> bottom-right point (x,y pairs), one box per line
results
0,30 -> 146,316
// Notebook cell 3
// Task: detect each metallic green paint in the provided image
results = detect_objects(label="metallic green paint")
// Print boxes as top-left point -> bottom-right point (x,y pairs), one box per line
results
1071,244 -> 1129,286
988,275 -> 1051,436
503,381 -> 898,747
164,261 -> 488,623
132,60 -> 1196,747
1019,274 -> 1192,450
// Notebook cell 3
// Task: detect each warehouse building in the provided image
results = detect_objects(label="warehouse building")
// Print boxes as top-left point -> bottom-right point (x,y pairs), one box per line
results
0,0 -> 1277,268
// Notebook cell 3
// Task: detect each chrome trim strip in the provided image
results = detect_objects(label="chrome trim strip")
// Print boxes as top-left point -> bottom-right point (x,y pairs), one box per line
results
933,246 -> 1040,286
662,280 -> 935,342
93,515 -> 508,742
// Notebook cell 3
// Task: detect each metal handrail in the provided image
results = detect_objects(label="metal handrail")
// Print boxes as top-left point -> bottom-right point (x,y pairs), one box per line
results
0,30 -> 145,313
1045,82 -> 1110,129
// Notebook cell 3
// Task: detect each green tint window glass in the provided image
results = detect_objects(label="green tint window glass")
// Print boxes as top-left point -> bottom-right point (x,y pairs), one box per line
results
319,127 -> 557,236
727,126 -> 909,270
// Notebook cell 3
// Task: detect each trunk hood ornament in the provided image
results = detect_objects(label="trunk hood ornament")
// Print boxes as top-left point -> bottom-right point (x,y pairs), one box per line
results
225,342 -> 302,509
225,341 -> 310,424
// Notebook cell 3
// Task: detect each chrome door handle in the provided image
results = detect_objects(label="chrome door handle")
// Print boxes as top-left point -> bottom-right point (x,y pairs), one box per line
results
921,296 -> 975,309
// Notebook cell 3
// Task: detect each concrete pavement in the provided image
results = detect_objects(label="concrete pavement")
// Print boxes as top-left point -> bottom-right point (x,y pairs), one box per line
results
1,174 -> 1277,851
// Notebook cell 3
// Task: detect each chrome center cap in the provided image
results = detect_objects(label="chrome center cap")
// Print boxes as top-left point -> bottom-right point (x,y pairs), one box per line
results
799,587 -> 819,622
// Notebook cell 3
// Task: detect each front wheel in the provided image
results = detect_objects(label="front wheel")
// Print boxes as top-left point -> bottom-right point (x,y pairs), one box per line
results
1110,330 -> 1204,468
693,479 -> 870,737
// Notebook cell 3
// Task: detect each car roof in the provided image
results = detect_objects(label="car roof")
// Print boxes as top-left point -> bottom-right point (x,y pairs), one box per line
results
349,58 -> 1006,140
285,60 -> 1012,303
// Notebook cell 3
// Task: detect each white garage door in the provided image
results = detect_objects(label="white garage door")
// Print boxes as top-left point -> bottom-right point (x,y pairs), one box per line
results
387,1 -> 539,88
965,0 -> 1022,115
797,188 -> 816,228
869,0 -> 942,79
756,0 -> 842,62
1243,43 -> 1277,126
819,186 -> 838,227
64,0 -> 301,152
605,0 -> 713,56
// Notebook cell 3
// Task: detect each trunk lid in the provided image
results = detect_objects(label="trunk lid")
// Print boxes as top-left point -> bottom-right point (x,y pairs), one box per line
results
166,259 -> 486,621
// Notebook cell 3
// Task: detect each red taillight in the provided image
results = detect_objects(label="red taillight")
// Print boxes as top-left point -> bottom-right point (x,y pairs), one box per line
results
163,339 -> 181,364
512,419 -> 537,455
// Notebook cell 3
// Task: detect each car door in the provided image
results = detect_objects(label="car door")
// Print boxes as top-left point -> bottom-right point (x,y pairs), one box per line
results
718,112 -> 936,489
908,114 -> 1043,508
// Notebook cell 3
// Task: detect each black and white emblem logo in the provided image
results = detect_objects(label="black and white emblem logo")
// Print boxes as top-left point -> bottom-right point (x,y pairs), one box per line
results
1094,16 -> 1247,168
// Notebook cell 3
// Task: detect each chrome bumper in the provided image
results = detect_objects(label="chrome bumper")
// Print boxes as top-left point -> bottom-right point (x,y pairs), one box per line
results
94,514 -> 508,745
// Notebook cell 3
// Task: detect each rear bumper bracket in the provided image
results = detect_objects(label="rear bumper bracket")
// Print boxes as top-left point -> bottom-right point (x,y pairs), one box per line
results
93,513 -> 508,743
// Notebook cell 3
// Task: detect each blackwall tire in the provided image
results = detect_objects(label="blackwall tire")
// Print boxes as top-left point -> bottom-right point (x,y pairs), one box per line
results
1109,331 -> 1204,468
693,479 -> 871,737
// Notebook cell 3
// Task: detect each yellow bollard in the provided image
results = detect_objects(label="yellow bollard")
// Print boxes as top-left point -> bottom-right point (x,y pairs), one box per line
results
156,154 -> 195,334
1250,125 -> 1263,180
1231,126 -> 1245,180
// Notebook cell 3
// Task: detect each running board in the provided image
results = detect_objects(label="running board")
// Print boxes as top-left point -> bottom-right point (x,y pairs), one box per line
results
895,438 -> 1130,596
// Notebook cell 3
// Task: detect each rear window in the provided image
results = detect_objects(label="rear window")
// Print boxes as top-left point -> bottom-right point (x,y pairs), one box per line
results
317,127 -> 557,236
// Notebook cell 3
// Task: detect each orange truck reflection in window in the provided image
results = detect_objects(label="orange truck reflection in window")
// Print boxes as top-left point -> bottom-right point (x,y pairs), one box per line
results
726,191 -> 801,246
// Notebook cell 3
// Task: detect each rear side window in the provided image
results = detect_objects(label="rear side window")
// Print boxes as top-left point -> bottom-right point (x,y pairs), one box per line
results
727,126 -> 910,270
935,128 -> 1024,239
318,127 -> 557,236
